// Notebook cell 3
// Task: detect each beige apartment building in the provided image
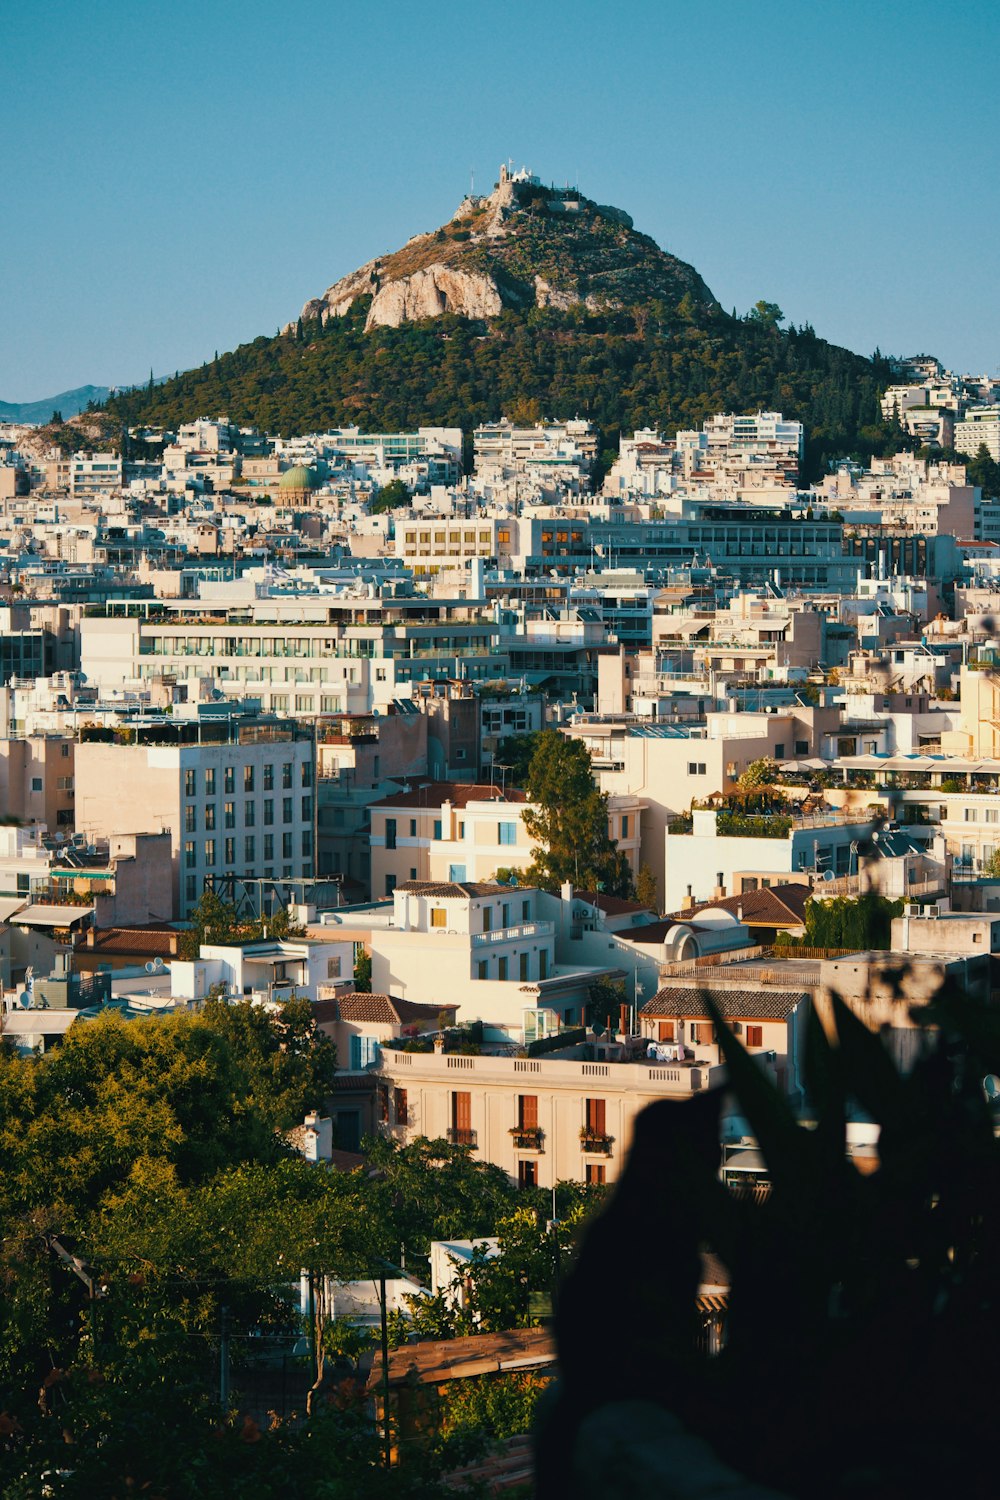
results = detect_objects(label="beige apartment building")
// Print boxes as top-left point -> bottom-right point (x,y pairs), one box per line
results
377,1044 -> 722,1188
369,781 -> 644,900
74,721 -> 315,917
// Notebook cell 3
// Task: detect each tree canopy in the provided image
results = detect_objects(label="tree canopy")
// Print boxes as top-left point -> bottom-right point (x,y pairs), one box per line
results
522,731 -> 632,896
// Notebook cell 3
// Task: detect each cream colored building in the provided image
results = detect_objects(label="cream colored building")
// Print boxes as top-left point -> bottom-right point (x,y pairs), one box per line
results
369,781 -> 644,900
377,1042 -> 722,1188
369,881 -> 616,1044
941,666 -> 1000,758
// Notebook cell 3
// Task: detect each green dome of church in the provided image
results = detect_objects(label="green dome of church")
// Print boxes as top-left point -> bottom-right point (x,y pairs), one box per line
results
278,464 -> 320,491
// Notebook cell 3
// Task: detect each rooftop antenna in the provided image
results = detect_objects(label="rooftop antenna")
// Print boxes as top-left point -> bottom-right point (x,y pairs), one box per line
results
470,166 -> 475,196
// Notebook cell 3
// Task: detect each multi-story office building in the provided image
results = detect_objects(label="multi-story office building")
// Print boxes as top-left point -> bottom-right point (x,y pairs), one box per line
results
955,408 -> 1000,462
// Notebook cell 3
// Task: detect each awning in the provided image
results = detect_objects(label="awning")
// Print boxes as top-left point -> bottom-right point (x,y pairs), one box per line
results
13,904 -> 95,929
0,898 -> 28,923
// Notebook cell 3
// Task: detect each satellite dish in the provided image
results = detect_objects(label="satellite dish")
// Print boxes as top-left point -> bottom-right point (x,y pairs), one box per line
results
822,870 -> 834,882
17,989 -> 30,1008
152,957 -> 166,972
145,961 -> 157,974
984,1075 -> 1000,1101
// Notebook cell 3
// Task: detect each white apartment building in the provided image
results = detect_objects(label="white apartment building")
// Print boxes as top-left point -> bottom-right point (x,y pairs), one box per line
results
368,880 -> 614,1044
955,408 -> 1000,462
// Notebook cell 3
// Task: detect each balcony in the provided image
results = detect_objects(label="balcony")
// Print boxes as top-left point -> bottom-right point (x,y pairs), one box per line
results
472,920 -> 554,946
579,1129 -> 614,1156
447,1127 -> 477,1148
509,1127 -> 544,1152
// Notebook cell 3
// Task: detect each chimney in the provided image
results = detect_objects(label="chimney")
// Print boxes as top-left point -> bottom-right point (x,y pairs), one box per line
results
619,1002 -> 629,1037
737,903 -> 743,923
561,880 -> 573,905
433,1034 -> 445,1054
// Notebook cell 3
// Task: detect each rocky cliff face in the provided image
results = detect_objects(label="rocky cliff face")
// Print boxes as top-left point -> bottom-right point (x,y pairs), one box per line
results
299,171 -> 716,332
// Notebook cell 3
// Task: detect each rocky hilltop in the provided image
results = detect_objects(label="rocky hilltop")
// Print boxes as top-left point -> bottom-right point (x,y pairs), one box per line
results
300,165 -> 717,331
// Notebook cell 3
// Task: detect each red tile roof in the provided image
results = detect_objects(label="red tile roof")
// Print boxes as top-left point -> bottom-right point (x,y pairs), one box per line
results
395,880 -> 514,899
313,992 -> 455,1025
574,891 -> 656,918
686,884 -> 811,927
642,985 -> 808,1021
369,781 -> 527,810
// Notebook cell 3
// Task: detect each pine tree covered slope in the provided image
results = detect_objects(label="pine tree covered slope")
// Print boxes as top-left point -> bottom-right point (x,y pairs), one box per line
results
105,181 -> 894,477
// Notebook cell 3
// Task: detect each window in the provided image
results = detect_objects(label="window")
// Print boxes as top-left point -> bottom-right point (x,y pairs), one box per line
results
539,950 -> 548,979
263,833 -> 274,861
519,953 -> 529,981
394,1087 -> 408,1125
385,818 -> 397,849
688,762 -> 707,775
301,763 -> 312,788
498,821 -> 517,845
184,840 -> 196,869
204,803 -> 216,831
433,819 -> 442,840
795,740 -> 809,756
204,839 -> 216,868
585,1099 -> 606,1138
245,801 -> 255,826
448,863 -> 466,881
621,815 -> 629,838
502,903 -> 511,927
264,799 -> 274,825
431,908 -> 447,927
384,873 -> 396,896
302,795 -> 312,821
301,830 -> 312,857
31,777 -> 42,793
185,769 -> 196,796
224,802 -> 235,829
482,906 -> 492,933
224,837 -> 235,865
185,805 -> 197,833
61,743 -> 70,758
774,743 -> 785,759
282,832 -> 293,860
586,1163 -> 606,1186
185,874 -> 197,904
224,767 -> 235,793
477,960 -> 488,979
522,900 -> 531,921
498,956 -> 508,980
450,1091 -> 473,1146
690,1022 -> 715,1045
745,1025 -> 763,1047
518,1159 -> 538,1189
518,1095 -> 538,1130
205,768 -> 216,795
245,835 -> 255,863
327,956 -> 342,979
263,764 -> 273,791
283,796 -> 293,823
658,1021 -> 676,1042
282,763 -> 293,789
244,765 -> 255,792
350,1035 -> 381,1069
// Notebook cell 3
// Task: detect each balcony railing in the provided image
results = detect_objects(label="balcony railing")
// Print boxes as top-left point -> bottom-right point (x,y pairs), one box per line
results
447,1128 -> 477,1148
509,1127 -> 544,1151
579,1130 -> 614,1155
472,921 -> 554,946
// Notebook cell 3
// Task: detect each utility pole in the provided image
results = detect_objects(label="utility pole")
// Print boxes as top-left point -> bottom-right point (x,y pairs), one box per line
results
219,1304 -> 231,1407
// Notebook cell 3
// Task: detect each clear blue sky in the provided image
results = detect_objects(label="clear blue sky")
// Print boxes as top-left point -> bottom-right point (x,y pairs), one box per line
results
5,0 -> 998,401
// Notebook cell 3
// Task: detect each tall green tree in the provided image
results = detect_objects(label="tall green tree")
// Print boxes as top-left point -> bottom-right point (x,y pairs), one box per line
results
522,731 -> 632,896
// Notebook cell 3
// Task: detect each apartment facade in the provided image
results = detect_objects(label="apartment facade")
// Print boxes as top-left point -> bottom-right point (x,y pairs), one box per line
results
377,1044 -> 722,1188
74,721 -> 315,917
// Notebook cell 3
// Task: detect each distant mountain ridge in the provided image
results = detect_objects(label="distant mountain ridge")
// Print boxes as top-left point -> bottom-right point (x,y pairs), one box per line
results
0,385 -> 111,424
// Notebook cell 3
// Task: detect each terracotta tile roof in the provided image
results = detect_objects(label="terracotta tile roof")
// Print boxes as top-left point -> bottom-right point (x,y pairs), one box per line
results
687,884 -> 811,927
574,891 -> 656,918
85,926 -> 179,957
370,781 -> 527,810
641,985 -> 808,1021
395,880 -> 515,899
314,992 -> 455,1025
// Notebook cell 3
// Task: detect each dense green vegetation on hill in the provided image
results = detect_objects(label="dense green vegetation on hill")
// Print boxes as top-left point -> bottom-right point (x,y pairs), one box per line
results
104,299 -> 896,481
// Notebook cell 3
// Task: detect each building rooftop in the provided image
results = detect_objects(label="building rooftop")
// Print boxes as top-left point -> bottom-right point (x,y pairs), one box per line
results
369,781 -> 527,809
395,880 -> 516,899
314,992 -> 455,1026
643,985 -> 808,1021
